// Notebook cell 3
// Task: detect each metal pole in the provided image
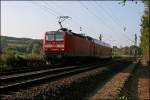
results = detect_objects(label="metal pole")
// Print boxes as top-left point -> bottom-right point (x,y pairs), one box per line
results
134,34 -> 137,60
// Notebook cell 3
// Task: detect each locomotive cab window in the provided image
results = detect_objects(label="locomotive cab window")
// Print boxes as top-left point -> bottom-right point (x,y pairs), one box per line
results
46,34 -> 55,41
46,32 -> 64,41
55,33 -> 64,41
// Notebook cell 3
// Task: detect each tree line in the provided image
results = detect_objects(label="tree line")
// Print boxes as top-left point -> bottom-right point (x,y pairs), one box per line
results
121,0 -> 149,65
140,0 -> 150,65
112,45 -> 142,57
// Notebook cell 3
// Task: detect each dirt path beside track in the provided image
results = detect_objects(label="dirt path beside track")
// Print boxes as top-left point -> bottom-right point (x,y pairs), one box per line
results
89,62 -> 137,100
119,62 -> 150,100
138,63 -> 150,99
90,61 -> 150,100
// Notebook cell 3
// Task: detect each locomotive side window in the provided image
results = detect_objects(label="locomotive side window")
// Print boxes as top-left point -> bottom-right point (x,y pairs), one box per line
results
46,34 -> 55,41
55,33 -> 64,41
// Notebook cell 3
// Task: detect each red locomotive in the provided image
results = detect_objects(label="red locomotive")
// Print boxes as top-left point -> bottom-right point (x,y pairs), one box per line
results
43,16 -> 112,64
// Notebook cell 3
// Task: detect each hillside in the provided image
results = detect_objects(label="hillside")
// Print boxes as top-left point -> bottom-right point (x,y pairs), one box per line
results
1,36 -> 43,54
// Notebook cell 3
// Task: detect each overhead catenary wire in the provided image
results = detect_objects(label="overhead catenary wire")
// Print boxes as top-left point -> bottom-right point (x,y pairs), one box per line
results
94,1 -> 134,43
31,2 -> 58,17
48,1 -> 119,43
42,1 -> 101,38
79,2 -> 126,42
94,1 -> 124,30
87,1 -> 134,42
31,1 -> 126,46
79,1 -> 115,33
44,1 -> 120,45
94,2 -> 133,42
43,1 -> 65,17
79,1 -> 125,44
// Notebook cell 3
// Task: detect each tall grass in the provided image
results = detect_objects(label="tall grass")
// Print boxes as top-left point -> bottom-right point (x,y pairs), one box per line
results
0,51 -> 46,70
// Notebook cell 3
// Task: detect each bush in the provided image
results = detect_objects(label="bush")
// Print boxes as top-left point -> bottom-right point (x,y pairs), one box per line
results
24,53 -> 45,67
1,51 -> 45,69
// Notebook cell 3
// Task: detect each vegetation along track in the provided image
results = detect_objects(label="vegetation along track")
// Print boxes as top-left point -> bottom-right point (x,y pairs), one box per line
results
0,60 -> 115,95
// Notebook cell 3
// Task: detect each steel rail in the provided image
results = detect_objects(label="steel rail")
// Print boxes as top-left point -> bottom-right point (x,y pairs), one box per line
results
0,62 -> 112,94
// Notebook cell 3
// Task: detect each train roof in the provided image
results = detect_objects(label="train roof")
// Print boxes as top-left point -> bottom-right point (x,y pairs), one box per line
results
46,29 -> 111,47
93,39 -> 111,48
56,28 -> 91,40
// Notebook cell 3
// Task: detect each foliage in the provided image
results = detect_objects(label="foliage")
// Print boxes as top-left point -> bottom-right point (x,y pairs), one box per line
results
1,36 -> 43,54
0,52 -> 45,69
1,50 -> 16,68
119,0 -> 145,6
112,45 -> 142,57
140,0 -> 150,64
120,0 -> 149,64
0,36 -> 45,69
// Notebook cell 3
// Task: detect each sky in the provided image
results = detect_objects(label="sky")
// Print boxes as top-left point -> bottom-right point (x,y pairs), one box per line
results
1,1 -> 145,47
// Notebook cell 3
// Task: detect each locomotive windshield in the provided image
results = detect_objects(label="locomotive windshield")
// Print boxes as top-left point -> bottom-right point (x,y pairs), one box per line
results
46,34 -> 55,41
46,32 -> 64,41
55,33 -> 64,41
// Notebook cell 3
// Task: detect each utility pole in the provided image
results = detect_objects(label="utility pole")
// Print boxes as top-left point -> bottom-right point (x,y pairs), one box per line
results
99,34 -> 102,41
134,34 -> 137,59
80,27 -> 85,36
134,34 -> 137,46
80,27 -> 82,34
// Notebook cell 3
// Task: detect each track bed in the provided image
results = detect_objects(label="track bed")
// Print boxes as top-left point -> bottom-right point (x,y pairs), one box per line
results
1,59 -> 132,99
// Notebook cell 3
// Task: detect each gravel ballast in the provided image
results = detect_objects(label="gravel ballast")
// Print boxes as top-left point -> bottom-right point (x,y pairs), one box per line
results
1,67 -> 108,100
1,60 -> 130,100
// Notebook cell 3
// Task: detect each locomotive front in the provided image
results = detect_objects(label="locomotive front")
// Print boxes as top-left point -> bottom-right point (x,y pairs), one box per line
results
43,31 -> 66,61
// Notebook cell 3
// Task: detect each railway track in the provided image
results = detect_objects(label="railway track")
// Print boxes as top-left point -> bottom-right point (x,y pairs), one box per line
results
0,61 -> 108,76
0,65 -> 51,76
0,60 -> 115,95
0,64 -> 79,76
0,57 -> 132,76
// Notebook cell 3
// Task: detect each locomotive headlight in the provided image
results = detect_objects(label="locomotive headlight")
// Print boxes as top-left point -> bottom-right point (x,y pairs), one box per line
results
45,44 -> 52,48
56,44 -> 64,48
45,44 -> 64,48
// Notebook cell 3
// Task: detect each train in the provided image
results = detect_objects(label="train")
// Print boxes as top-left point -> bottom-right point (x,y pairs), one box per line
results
43,27 -> 112,64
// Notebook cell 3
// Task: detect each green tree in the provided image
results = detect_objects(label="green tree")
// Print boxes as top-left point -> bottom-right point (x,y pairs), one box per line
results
121,0 -> 149,65
32,43 -> 40,54
140,0 -> 150,65
1,37 -> 8,52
